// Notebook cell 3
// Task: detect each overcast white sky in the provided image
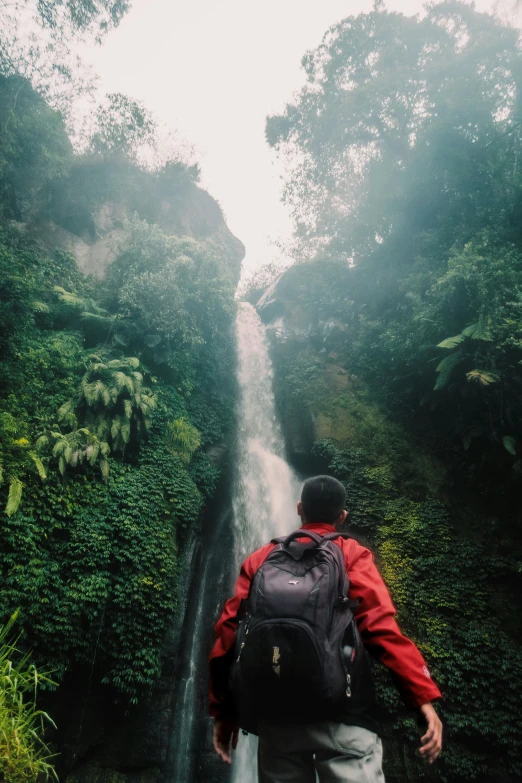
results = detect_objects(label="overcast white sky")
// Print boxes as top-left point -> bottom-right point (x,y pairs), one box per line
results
83,0 -> 502,276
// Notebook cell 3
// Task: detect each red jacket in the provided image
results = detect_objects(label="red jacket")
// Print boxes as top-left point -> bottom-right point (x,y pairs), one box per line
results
209,522 -> 442,719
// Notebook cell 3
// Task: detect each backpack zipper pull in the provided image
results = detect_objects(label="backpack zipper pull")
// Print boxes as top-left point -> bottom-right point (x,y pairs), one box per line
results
346,673 -> 351,698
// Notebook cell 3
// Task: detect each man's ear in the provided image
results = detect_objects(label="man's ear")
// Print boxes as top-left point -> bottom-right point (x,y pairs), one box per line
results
297,500 -> 304,519
335,510 -> 348,527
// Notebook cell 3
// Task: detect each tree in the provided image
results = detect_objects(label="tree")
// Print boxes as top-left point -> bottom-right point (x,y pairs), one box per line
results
266,1 -> 522,478
89,93 -> 157,160
0,0 -> 132,114
267,2 -> 522,261
0,74 -> 72,219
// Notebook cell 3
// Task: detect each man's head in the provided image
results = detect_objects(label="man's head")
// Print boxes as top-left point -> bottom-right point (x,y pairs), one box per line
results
297,475 -> 347,526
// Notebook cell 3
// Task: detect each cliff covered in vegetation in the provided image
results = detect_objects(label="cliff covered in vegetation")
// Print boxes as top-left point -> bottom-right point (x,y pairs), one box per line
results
253,3 -> 522,781
0,68 -> 243,781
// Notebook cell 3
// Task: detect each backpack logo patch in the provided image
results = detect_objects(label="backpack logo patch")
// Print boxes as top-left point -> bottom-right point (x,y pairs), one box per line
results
288,580 -> 299,585
272,646 -> 281,677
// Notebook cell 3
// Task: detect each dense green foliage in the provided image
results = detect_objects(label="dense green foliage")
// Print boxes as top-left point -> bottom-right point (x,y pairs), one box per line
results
266,3 -> 522,781
0,226 -> 235,704
0,67 -> 238,727
0,74 -> 72,220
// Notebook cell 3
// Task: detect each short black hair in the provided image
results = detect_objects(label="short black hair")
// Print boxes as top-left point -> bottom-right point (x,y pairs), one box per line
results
301,475 -> 346,523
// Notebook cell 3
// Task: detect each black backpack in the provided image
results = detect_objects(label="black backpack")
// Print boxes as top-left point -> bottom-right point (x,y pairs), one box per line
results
229,528 -> 374,734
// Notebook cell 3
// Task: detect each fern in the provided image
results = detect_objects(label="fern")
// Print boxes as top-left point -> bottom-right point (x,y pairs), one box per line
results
437,334 -> 466,349
28,452 -> 46,480
111,417 -> 121,440
100,459 -> 110,481
166,418 -> 201,463
31,301 -> 50,313
35,435 -> 50,451
46,356 -> 157,472
64,443 -> 74,464
86,442 -> 100,466
466,369 -> 499,385
121,422 -> 131,445
6,478 -> 23,517
462,319 -> 493,341
113,372 -> 128,393
434,351 -> 464,390
58,400 -> 77,429
52,439 -> 65,458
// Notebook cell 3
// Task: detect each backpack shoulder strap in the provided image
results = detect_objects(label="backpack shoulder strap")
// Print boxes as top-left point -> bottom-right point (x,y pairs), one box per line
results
321,532 -> 352,542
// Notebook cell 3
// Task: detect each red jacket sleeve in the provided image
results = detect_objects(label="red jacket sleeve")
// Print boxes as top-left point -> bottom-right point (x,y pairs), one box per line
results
344,539 -> 442,708
208,543 -> 274,719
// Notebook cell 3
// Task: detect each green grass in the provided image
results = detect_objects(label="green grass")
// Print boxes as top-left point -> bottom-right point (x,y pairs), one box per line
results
0,611 -> 58,782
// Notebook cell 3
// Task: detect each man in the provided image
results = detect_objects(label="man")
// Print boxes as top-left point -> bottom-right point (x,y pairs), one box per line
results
209,475 -> 443,781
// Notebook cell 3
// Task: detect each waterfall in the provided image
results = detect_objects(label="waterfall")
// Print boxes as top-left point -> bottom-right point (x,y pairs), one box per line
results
231,302 -> 301,783
165,301 -> 299,783
165,505 -> 234,783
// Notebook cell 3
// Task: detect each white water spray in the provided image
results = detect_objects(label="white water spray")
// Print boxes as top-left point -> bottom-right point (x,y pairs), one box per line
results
232,302 -> 301,783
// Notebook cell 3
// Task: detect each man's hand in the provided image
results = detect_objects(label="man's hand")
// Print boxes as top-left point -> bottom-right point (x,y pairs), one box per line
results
213,718 -> 239,764
419,702 -> 443,763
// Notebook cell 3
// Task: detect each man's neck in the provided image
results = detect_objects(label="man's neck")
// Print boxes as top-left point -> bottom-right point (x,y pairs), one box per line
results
301,521 -> 336,531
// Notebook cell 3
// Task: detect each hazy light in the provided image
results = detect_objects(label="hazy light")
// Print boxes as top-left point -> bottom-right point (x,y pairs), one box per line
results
81,0 -> 501,277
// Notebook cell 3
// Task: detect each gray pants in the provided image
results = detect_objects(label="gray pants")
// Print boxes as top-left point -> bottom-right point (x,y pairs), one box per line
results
258,721 -> 385,783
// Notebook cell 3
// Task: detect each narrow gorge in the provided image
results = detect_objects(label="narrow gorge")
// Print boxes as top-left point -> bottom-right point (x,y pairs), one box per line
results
2,3 -> 522,783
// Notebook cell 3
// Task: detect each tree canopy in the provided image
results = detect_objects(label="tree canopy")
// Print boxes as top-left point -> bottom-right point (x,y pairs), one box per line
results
267,1 -> 522,482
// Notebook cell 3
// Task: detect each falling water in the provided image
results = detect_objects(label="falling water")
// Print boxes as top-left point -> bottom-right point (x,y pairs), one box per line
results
231,302 -> 301,783
169,555 -> 210,783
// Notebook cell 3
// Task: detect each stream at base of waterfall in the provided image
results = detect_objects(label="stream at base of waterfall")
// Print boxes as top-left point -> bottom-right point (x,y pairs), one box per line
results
231,303 -> 301,783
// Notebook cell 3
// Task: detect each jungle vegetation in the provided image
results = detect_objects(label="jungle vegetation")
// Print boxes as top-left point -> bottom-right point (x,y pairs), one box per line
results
2,0 -> 522,781
0,1 -> 238,777
265,3 -> 522,781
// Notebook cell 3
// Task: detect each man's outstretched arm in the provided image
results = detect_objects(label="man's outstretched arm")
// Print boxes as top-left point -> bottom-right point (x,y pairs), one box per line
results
345,539 -> 443,761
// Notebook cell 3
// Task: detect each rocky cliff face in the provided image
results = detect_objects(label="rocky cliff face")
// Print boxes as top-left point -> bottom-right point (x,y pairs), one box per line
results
31,158 -> 245,280
256,263 -> 393,468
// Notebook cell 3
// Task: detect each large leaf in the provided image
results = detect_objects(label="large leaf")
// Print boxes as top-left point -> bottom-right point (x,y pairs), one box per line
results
144,334 -> 161,348
29,452 -> 47,480
100,459 -> 110,481
466,369 -> 499,386
6,477 -> 23,517
503,436 -> 517,456
462,321 -> 492,341
434,351 -> 464,390
437,333 -> 466,349
114,332 -> 129,346
166,418 -> 201,463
